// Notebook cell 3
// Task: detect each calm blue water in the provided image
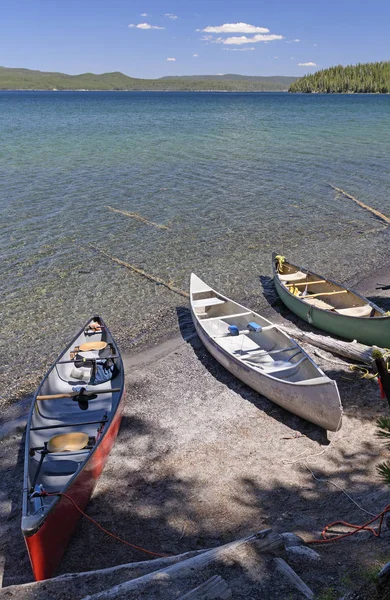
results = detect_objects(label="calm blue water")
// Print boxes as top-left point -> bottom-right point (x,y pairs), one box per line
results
1,91 -> 390,402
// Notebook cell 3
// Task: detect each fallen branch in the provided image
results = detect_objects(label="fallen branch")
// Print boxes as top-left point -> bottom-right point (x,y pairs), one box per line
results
90,246 -> 189,299
277,324 -> 385,365
82,529 -> 283,599
178,575 -> 232,599
329,184 -> 390,225
274,557 -> 314,599
105,206 -> 171,230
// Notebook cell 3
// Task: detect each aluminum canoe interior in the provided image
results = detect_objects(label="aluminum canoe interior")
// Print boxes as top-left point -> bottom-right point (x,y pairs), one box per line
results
22,317 -> 123,533
273,255 -> 384,317
190,273 -> 329,385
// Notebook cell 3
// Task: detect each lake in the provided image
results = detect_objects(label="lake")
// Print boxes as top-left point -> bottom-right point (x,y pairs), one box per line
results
1,91 -> 389,402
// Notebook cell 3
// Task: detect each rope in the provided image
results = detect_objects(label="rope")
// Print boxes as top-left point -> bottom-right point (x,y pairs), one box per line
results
42,491 -> 169,558
306,504 -> 390,545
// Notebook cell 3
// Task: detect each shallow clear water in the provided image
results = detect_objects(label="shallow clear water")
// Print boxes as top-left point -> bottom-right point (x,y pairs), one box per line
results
1,91 -> 390,402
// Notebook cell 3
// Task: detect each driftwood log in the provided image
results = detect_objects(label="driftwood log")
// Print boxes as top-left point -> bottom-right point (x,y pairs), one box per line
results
0,550 -> 209,600
105,206 -> 171,230
90,245 -> 189,298
277,324 -> 385,365
330,184 -> 390,226
82,529 -> 283,600
178,575 -> 232,599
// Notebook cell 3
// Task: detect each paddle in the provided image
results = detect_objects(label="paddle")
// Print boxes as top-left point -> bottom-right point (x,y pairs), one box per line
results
305,290 -> 348,299
37,388 -> 121,400
288,280 -> 327,287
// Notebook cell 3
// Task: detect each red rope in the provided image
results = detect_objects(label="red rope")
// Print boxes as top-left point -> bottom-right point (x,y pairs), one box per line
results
306,504 -> 390,545
43,491 -> 168,558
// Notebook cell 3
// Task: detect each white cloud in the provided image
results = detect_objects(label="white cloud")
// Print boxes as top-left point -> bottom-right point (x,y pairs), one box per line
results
140,13 -> 148,17
274,56 -> 279,59
221,33 -> 283,45
298,61 -> 316,66
165,13 -> 178,20
129,22 -> 165,30
224,47 -> 256,52
202,22 -> 270,34
286,38 -> 300,43
313,43 -> 318,47
200,34 -> 213,41
167,57 -> 176,61
193,53 -> 198,57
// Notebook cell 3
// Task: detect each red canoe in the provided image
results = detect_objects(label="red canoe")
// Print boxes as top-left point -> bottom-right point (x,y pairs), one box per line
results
21,316 -> 125,581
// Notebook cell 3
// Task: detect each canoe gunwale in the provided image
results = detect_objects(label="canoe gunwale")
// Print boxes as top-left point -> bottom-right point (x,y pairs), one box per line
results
22,315 -> 125,537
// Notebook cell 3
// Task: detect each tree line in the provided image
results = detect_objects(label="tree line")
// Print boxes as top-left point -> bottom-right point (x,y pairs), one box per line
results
289,61 -> 390,94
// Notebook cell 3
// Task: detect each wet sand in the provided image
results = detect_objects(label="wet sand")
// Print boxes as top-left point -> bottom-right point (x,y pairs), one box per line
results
1,267 -> 390,598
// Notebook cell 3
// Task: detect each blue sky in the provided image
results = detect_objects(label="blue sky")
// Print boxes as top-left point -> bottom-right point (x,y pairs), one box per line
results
1,0 -> 389,78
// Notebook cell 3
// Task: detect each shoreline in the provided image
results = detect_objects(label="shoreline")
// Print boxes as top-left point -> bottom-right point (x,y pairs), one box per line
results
2,260 -> 389,432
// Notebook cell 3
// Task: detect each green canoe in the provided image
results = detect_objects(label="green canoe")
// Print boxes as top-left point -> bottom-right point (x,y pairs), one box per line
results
272,253 -> 390,348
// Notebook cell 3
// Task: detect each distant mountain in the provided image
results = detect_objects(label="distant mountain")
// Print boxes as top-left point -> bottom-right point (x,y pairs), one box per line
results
289,61 -> 390,93
0,67 -> 297,91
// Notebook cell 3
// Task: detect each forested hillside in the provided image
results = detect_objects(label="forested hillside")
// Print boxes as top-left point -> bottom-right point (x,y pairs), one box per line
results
0,67 -> 297,91
289,61 -> 390,93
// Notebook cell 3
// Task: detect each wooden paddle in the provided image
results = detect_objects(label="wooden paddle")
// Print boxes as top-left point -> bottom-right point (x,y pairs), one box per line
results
289,280 -> 327,287
37,388 -> 121,400
307,290 -> 348,298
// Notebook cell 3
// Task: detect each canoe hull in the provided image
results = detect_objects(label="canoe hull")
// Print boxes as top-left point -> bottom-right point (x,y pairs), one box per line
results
191,308 -> 342,432
273,257 -> 390,347
24,387 -> 125,581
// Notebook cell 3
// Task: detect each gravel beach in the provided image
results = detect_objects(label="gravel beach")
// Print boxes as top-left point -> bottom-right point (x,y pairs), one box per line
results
1,267 -> 390,598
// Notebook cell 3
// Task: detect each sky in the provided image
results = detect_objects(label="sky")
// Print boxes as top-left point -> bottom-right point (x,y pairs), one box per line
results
1,0 -> 390,78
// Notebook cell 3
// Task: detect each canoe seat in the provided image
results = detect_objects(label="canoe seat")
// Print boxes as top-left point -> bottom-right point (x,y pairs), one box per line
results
47,432 -> 89,453
302,296 -> 335,310
335,304 -> 372,317
278,270 -> 306,282
192,297 -> 226,309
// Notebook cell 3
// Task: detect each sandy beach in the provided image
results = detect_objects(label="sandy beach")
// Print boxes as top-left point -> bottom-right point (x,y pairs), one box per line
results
1,266 -> 390,598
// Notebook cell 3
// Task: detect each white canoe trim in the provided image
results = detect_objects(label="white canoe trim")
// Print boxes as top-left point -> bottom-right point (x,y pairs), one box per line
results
190,273 -> 343,431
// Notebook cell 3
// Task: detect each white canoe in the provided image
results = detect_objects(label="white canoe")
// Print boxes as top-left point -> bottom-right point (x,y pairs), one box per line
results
190,273 -> 343,431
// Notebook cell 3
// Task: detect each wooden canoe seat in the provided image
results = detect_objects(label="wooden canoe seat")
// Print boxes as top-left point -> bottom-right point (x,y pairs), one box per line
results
302,296 -> 335,310
279,270 -> 306,282
335,304 -> 372,317
192,297 -> 226,309
47,432 -> 89,453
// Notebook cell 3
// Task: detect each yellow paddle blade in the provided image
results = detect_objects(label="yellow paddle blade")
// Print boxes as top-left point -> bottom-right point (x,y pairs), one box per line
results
47,432 -> 89,452
79,341 -> 107,351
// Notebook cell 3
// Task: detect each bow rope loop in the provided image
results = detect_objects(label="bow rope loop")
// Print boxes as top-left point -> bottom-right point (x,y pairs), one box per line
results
275,255 -> 286,273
